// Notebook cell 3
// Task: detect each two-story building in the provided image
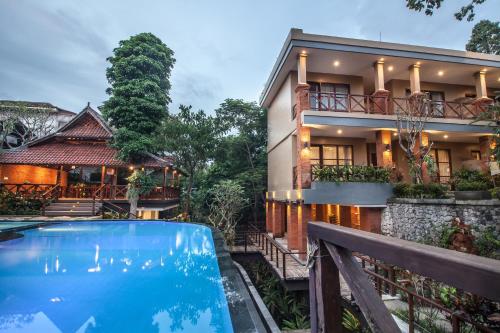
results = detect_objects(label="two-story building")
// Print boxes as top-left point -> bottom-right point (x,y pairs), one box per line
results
262,29 -> 499,257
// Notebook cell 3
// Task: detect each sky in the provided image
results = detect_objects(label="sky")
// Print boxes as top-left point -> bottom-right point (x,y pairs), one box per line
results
0,0 -> 498,114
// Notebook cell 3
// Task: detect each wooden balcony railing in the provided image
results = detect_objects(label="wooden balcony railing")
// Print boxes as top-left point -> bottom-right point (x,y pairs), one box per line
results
308,222 -> 500,333
1,183 -> 180,201
308,92 -> 494,120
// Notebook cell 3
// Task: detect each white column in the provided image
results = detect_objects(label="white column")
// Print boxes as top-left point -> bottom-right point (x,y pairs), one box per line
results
298,53 -> 307,85
374,60 -> 385,91
475,70 -> 488,99
409,64 -> 421,94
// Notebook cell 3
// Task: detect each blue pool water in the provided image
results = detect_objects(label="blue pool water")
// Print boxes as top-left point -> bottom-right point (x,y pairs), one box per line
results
0,221 -> 234,333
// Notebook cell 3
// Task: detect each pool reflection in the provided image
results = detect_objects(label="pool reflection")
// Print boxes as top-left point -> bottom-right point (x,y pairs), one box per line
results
0,222 -> 233,333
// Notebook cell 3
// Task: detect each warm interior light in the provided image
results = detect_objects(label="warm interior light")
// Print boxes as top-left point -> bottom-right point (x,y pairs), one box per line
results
337,129 -> 343,134
128,166 -> 134,170
71,165 -> 76,169
393,132 -> 398,137
497,77 -> 500,82
3,176 -> 8,181
333,60 -> 340,67
443,134 -> 449,139
387,65 -> 394,71
438,71 -> 444,76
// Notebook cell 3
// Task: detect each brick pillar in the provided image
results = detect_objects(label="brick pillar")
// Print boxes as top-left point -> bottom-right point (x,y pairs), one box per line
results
339,205 -> 352,227
375,130 -> 393,167
297,203 -> 311,259
295,84 -> 312,189
265,200 -> 272,232
273,202 -> 285,238
360,207 -> 382,234
287,203 -> 299,250
372,60 -> 390,114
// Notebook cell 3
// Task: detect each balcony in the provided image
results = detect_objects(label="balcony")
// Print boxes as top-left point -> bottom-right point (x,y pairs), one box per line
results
308,92 -> 493,120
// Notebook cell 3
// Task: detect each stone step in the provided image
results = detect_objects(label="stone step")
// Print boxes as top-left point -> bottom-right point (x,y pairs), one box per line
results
45,206 -> 100,212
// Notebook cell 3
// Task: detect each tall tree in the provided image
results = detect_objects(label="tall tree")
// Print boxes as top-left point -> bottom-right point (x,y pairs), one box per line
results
159,105 -> 220,215
466,20 -> 500,55
101,33 -> 175,162
406,0 -> 487,21
214,99 -> 267,223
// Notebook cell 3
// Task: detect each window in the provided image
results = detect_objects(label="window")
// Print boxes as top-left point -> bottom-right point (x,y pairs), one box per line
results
311,144 -> 353,166
430,149 -> 451,183
471,150 -> 481,161
309,82 -> 350,111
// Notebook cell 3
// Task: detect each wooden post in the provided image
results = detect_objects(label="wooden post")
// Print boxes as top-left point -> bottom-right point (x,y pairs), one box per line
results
100,166 -> 106,186
309,240 -> 343,333
324,242 -> 400,333
163,167 -> 168,199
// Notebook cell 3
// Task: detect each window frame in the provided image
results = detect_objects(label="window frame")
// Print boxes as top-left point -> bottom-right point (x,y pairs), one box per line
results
310,144 -> 354,166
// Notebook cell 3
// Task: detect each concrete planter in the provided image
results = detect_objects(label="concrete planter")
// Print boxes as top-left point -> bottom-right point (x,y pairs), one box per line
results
454,191 -> 492,200
304,182 -> 394,206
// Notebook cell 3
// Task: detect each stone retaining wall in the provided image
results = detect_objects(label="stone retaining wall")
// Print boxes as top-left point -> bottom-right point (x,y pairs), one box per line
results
381,198 -> 500,241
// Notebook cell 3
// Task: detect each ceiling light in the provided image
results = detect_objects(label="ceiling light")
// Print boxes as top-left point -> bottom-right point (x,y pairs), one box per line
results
301,50 -> 307,55
416,61 -> 421,65
387,65 -> 394,71
337,129 -> 343,134
438,71 -> 444,76
379,58 -> 385,61
393,132 -> 398,136
333,60 -> 340,67
443,134 -> 449,139
497,77 -> 500,82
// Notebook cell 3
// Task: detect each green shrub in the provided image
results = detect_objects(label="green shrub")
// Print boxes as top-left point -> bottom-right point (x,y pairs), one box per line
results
455,180 -> 490,191
474,226 -> 500,259
489,187 -> 500,199
450,168 -> 492,191
312,165 -> 390,183
0,188 -> 43,215
393,183 -> 447,199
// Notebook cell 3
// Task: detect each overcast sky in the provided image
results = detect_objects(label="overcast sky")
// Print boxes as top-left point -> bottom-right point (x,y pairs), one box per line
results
0,0 -> 498,114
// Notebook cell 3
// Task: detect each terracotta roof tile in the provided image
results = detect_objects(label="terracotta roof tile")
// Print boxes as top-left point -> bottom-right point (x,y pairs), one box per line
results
0,142 -> 171,168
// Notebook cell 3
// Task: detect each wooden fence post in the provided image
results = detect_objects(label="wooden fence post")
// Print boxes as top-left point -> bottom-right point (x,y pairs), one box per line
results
309,239 -> 343,333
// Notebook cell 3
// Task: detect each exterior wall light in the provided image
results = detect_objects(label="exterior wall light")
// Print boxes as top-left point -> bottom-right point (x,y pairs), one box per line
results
129,166 -> 134,171
333,60 -> 340,67
438,71 -> 444,76
443,134 -> 449,139
303,141 -> 310,149
71,165 -> 76,169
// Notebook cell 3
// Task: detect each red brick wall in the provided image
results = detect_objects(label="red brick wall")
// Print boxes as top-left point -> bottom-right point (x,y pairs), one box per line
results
287,203 -> 299,250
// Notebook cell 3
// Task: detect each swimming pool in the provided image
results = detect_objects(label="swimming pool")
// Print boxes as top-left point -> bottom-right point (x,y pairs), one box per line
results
0,221 -> 234,333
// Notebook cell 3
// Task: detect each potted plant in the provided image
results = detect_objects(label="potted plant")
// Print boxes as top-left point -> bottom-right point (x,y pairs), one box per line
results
451,169 -> 492,200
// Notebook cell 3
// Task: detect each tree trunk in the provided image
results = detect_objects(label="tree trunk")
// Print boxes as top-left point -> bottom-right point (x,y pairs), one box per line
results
184,174 -> 194,218
129,196 -> 138,219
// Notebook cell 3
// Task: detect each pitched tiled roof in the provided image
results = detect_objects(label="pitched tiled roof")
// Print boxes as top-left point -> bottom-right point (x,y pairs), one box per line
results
56,111 -> 112,139
0,142 -> 173,168
0,103 -> 177,170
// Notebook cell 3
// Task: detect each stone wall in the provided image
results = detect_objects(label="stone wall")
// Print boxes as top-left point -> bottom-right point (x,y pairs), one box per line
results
381,198 -> 500,242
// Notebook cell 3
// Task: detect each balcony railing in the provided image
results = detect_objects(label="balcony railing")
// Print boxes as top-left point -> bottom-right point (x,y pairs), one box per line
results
1,183 -> 180,201
308,92 -> 493,119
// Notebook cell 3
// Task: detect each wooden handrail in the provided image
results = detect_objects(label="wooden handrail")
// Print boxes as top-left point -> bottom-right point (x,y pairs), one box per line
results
308,222 -> 500,333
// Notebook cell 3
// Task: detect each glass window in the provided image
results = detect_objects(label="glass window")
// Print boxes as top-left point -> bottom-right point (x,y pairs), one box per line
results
430,149 -> 451,183
310,146 -> 321,165
313,145 -> 353,166
308,82 -> 350,111
471,151 -> 481,160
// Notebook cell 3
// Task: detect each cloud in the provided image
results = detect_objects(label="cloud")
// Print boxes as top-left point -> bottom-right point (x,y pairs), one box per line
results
0,0 -> 497,114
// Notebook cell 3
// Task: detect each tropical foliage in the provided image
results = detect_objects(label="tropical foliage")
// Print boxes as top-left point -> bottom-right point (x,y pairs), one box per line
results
0,188 -> 43,215
102,32 -> 175,161
466,20 -> 500,54
159,105 -> 220,214
312,165 -> 390,183
405,0 -> 488,21
126,170 -> 155,217
450,168 -> 492,191
206,180 -> 248,246
393,182 -> 447,199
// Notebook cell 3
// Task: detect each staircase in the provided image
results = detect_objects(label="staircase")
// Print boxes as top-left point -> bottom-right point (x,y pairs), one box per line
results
44,199 -> 102,217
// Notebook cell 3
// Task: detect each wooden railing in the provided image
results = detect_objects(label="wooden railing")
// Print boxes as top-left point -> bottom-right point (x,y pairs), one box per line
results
244,227 -> 306,280
309,93 -> 389,114
2,183 -> 180,201
308,222 -> 500,333
40,184 -> 61,216
0,183 -> 56,199
308,92 -> 493,119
